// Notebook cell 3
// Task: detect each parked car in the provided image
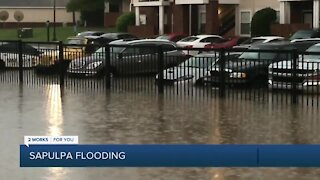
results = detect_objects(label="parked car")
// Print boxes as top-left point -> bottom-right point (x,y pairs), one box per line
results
156,52 -> 241,85
76,31 -> 105,38
34,37 -> 96,74
155,33 -> 188,42
204,36 -> 248,49
0,42 -> 41,68
93,33 -> 138,45
233,36 -> 285,49
176,35 -> 226,48
203,40 -> 320,87
268,43 -> 320,92
289,29 -> 320,41
67,39 -> 188,77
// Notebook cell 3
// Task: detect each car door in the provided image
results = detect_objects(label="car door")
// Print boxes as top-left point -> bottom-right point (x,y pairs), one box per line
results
134,43 -> 158,74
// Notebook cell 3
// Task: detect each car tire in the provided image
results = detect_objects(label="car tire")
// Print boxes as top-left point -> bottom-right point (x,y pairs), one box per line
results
96,67 -> 118,78
195,78 -> 204,86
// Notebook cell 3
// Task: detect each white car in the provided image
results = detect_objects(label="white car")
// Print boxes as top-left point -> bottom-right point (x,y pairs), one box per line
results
0,43 -> 41,68
233,36 -> 285,49
268,43 -> 320,92
176,35 -> 226,49
156,52 -> 241,85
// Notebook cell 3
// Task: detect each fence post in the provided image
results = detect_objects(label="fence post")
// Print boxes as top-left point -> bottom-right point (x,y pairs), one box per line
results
105,45 -> 111,89
59,41 -> 65,87
18,40 -> 23,84
158,45 -> 164,94
291,49 -> 298,104
219,48 -> 226,98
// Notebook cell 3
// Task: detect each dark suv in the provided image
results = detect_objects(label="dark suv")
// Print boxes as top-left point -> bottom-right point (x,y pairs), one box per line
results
203,40 -> 320,87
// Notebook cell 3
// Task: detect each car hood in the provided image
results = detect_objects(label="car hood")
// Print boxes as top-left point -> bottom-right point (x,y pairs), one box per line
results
211,60 -> 270,72
269,60 -> 320,70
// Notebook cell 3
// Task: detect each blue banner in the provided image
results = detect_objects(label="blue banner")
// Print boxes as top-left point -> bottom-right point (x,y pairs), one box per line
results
20,145 -> 320,167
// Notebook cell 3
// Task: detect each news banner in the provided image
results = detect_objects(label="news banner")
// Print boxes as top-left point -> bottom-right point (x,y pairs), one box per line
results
20,136 -> 320,167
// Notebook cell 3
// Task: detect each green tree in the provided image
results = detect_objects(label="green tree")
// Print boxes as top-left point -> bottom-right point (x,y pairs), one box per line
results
251,7 -> 277,37
67,0 -> 106,26
116,12 -> 135,32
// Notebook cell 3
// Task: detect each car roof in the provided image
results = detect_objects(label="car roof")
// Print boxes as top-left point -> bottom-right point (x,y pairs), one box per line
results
252,36 -> 284,40
195,35 -> 223,39
290,38 -> 320,42
110,39 -> 174,45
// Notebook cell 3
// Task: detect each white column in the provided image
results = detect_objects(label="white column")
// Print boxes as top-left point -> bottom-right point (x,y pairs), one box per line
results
189,4 -> 192,35
159,6 -> 164,34
235,5 -> 240,36
104,2 -> 110,13
314,0 -> 320,28
135,6 -> 140,26
280,1 -> 290,24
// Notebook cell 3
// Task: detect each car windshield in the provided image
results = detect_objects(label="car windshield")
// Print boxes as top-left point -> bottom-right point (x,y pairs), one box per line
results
304,45 -> 320,61
93,48 -> 104,55
290,31 -> 316,40
251,39 -> 265,44
179,37 -> 199,42
156,35 -> 170,40
239,49 -> 277,61
240,38 -> 264,45
179,56 -> 217,68
110,47 -> 126,54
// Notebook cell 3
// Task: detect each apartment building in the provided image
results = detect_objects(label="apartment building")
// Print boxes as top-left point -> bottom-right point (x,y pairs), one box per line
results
116,0 -> 320,37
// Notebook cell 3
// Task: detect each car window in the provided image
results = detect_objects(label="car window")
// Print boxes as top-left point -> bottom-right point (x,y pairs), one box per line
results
156,35 -> 170,40
180,37 -> 199,42
162,44 -> 176,52
139,46 -> 158,55
171,35 -> 187,42
239,51 -> 277,61
200,37 -> 225,43
304,45 -> 320,61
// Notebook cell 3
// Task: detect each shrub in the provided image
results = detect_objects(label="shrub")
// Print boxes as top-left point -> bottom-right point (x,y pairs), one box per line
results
251,7 -> 277,37
116,12 -> 135,32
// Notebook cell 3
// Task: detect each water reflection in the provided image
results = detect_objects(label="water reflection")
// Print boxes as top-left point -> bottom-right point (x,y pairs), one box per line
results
45,85 -> 64,136
44,85 -> 67,180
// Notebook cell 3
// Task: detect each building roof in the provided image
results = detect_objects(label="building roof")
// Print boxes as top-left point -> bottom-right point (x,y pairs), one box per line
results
0,0 -> 69,7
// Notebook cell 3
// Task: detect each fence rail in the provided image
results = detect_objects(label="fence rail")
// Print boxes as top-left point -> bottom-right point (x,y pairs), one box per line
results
0,40 -> 320,106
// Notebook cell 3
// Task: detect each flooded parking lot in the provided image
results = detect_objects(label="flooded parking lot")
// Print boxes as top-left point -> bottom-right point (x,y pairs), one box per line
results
1,83 -> 320,179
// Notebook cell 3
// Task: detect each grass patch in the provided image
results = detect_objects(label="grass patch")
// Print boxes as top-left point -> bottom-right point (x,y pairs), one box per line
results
0,26 -> 116,42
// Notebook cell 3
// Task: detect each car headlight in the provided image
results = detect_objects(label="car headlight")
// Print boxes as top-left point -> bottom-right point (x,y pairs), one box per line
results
177,75 -> 194,81
230,72 -> 247,78
86,61 -> 102,70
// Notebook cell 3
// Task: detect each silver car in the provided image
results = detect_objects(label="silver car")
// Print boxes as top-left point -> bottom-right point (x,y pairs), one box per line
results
268,43 -> 320,92
67,39 -> 188,77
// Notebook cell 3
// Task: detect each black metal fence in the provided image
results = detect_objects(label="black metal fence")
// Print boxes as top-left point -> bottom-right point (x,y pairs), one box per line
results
0,40 -> 320,106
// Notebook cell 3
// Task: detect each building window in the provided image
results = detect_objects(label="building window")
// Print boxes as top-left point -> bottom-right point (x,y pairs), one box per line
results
240,11 -> 251,35
275,11 -> 280,23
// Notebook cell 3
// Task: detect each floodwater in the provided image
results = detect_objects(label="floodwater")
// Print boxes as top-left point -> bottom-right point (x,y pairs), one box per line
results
0,83 -> 320,180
